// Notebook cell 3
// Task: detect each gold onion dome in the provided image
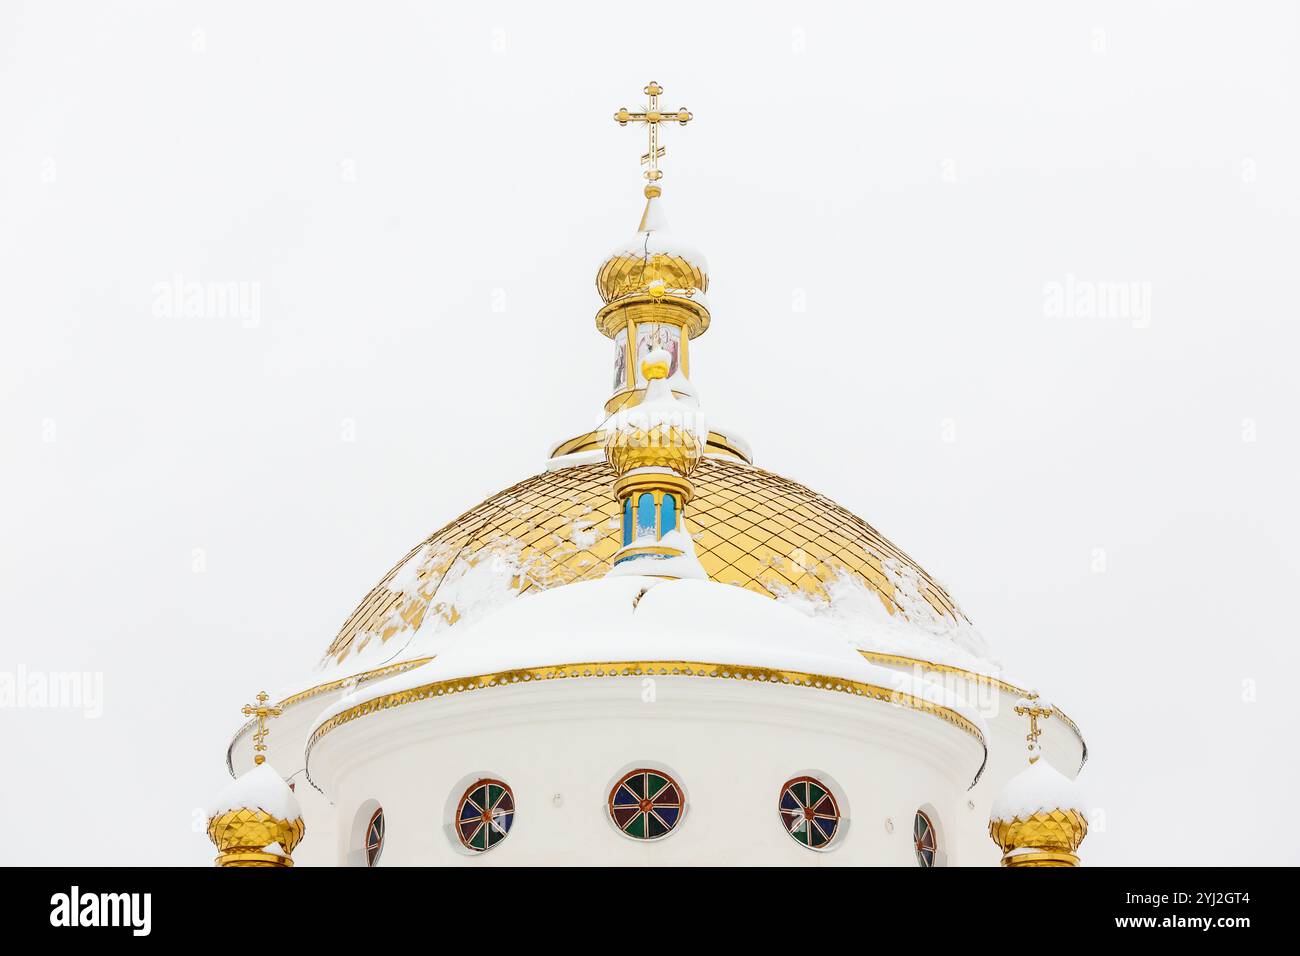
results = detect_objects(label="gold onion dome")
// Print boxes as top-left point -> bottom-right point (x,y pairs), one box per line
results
208,691 -> 305,867
595,187 -> 710,343
596,188 -> 709,305
596,82 -> 707,343
988,694 -> 1089,867
206,762 -> 305,867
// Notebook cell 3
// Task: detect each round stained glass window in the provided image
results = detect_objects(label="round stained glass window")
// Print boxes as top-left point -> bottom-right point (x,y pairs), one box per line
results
608,769 -> 684,840
455,779 -> 515,852
914,810 -> 937,867
365,807 -> 384,866
779,776 -> 841,849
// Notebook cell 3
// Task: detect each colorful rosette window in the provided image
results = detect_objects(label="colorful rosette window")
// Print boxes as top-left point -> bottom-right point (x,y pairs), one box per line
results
455,779 -> 515,852
608,769 -> 684,840
365,807 -> 385,866
779,776 -> 841,850
914,810 -> 937,867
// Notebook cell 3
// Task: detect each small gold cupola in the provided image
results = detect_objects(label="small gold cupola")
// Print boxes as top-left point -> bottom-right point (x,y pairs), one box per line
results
604,345 -> 707,579
988,692 -> 1089,867
206,691 -> 305,867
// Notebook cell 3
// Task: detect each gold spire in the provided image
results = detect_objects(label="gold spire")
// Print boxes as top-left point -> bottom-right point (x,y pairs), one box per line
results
1014,691 -> 1054,764
242,690 -> 282,766
988,692 -> 1088,867
598,81 -> 709,417
613,81 -> 693,188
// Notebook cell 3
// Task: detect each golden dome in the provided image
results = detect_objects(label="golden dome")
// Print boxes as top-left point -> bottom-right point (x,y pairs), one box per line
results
593,188 -> 710,344
206,761 -> 306,867
323,456 -> 966,667
597,249 -> 708,304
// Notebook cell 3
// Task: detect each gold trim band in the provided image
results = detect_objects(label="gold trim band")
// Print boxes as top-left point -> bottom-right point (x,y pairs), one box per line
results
855,650 -> 1088,771
305,659 -> 988,787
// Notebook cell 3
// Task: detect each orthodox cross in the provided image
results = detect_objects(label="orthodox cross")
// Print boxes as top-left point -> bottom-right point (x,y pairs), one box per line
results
613,81 -> 693,185
1013,692 -> 1054,763
242,690 -> 282,766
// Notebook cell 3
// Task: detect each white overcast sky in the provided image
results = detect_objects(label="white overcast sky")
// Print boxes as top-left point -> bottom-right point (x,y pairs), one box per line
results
2,0 -> 1297,866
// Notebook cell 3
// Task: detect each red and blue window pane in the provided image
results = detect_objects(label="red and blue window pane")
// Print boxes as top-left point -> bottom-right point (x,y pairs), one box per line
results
456,779 -> 515,852
365,807 -> 384,866
608,769 -> 683,840
779,776 -> 840,849
914,810 -> 937,867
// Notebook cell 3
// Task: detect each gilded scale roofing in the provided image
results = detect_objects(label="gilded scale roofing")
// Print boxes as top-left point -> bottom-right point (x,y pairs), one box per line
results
324,456 -> 965,667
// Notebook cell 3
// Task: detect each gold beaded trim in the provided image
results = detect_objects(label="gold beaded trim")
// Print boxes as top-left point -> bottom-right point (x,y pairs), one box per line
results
305,659 -> 988,786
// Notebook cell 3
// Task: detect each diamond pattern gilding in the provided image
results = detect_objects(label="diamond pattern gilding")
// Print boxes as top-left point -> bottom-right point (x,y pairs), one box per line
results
207,808 -> 305,854
325,458 -> 965,665
989,808 -> 1088,866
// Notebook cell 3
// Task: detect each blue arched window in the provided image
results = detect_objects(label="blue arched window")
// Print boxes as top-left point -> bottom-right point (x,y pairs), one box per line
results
636,494 -> 656,538
622,496 -> 633,546
660,494 -> 677,536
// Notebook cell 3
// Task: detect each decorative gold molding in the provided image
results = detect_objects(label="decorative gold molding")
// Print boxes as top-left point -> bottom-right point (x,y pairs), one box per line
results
855,650 -> 1088,771
305,659 -> 988,787
225,657 -> 435,776
595,294 -> 709,341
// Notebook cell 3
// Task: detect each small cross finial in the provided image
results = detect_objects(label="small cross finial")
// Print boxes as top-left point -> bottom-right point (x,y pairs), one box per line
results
1013,691 -> 1055,764
241,690 -> 283,766
613,80 -> 693,191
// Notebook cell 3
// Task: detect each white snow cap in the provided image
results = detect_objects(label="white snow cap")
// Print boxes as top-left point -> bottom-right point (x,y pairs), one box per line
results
607,528 -> 708,580
208,762 -> 302,821
614,359 -> 706,438
989,758 -> 1087,824
609,194 -> 709,274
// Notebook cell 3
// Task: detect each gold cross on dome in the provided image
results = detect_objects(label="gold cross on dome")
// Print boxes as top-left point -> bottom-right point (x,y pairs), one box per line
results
613,81 -> 693,186
1014,692 -> 1055,764
241,690 -> 282,766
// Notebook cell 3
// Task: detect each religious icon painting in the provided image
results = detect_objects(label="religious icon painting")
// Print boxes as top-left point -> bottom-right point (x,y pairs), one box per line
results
612,337 -> 628,391
635,324 -> 680,382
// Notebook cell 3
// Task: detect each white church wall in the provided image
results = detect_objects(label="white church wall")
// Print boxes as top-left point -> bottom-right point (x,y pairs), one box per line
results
312,676 -> 982,865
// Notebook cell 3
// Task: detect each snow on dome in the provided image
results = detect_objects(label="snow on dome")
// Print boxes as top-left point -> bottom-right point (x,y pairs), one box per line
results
319,536 -> 545,681
613,353 -> 706,435
606,528 -> 708,580
312,575 -> 989,739
208,763 -> 302,821
772,565 -> 1001,676
596,194 -> 709,308
989,758 -> 1087,824
606,194 -> 709,273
